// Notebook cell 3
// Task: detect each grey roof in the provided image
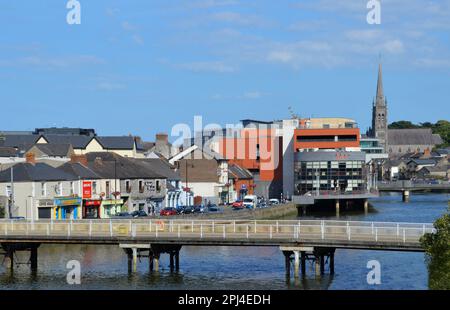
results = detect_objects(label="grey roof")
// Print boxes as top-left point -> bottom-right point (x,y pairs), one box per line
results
29,143 -> 72,157
407,159 -> 437,165
228,164 -> 253,180
58,162 -> 100,179
42,134 -> 92,148
96,136 -> 136,150
419,165 -> 449,173
137,159 -> 181,181
1,134 -> 40,149
0,163 -> 77,182
0,147 -> 19,157
388,129 -> 443,146
85,152 -> 166,179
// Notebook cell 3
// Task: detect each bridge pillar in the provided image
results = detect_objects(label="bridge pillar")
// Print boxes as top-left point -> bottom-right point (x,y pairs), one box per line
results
282,251 -> 291,277
7,248 -> 14,271
149,253 -> 154,271
301,252 -> 306,275
402,190 -> 410,202
293,251 -> 300,278
320,255 -> 325,275
364,199 -> 369,214
153,253 -> 160,272
330,252 -> 335,275
175,251 -> 180,272
335,200 -> 340,218
169,252 -> 175,272
30,246 -> 38,271
132,248 -> 138,273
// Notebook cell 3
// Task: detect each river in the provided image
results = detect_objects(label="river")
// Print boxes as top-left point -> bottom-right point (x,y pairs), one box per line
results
0,193 -> 448,290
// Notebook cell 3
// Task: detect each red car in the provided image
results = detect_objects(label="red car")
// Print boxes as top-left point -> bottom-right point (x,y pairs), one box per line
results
232,200 -> 244,209
160,207 -> 177,216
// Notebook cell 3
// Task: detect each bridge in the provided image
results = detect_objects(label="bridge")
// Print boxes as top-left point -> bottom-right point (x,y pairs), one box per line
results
0,219 -> 434,278
377,180 -> 450,201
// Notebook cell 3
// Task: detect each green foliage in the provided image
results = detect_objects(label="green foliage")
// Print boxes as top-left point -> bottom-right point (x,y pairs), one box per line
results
421,208 -> 450,289
388,121 -> 419,129
388,120 -> 450,148
0,205 -> 4,218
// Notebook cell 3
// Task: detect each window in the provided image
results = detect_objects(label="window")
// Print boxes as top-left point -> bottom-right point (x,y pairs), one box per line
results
41,182 -> 47,196
5,185 -> 11,197
106,181 -> 110,197
92,181 -> 97,194
126,180 -> 131,193
70,182 -> 74,195
139,180 -> 144,193
156,180 -> 161,192
322,124 -> 330,129
55,182 -> 62,195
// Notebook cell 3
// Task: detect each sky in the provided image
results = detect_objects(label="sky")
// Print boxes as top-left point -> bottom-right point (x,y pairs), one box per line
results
0,0 -> 449,141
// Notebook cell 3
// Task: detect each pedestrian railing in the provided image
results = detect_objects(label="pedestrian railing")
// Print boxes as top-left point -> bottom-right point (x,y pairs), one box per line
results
0,219 -> 435,245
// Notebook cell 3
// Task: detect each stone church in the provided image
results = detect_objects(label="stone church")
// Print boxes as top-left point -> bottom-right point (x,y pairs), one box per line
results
367,64 -> 442,156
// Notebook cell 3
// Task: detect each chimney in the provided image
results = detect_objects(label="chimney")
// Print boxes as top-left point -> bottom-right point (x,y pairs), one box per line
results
156,133 -> 168,144
71,154 -> 88,166
26,152 -> 36,164
423,148 -> 431,158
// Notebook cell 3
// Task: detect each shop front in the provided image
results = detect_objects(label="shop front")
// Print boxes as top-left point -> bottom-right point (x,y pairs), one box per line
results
83,199 -> 102,219
54,196 -> 82,220
100,199 -> 124,218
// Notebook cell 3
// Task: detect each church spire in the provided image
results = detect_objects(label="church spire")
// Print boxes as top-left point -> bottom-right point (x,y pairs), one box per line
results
376,62 -> 385,105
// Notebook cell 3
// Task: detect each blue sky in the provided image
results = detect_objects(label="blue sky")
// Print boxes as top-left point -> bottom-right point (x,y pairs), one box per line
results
1,0 -> 449,141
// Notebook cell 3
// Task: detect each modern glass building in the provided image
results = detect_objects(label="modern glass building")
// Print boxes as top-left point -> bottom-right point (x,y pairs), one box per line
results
294,151 -> 368,195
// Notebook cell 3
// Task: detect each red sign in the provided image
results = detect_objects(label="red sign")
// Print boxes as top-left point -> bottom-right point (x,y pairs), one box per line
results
85,200 -> 101,207
82,181 -> 92,199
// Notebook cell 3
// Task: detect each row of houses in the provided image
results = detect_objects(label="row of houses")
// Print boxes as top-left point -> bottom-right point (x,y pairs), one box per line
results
0,128 -> 256,219
382,148 -> 449,180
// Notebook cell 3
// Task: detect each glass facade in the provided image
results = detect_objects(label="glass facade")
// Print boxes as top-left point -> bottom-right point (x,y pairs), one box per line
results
294,152 -> 367,195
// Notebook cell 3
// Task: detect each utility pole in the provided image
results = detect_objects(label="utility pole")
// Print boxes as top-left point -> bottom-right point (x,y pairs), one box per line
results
9,167 -> 14,219
185,160 -> 188,206
114,159 -> 118,213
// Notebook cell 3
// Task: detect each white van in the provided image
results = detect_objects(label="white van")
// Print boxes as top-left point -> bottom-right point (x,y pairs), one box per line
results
243,195 -> 258,209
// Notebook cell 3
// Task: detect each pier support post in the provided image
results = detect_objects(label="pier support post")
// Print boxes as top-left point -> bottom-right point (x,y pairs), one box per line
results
315,257 -> 320,276
149,253 -> 154,271
175,250 -> 180,271
132,248 -> 138,272
301,252 -> 306,275
7,248 -> 14,271
283,251 -> 291,278
293,251 -> 300,278
402,190 -> 410,202
127,251 -> 132,273
153,253 -> 160,272
320,255 -> 325,275
364,199 -> 369,214
330,252 -> 335,275
30,247 -> 38,271
335,200 -> 340,217
169,252 -> 175,272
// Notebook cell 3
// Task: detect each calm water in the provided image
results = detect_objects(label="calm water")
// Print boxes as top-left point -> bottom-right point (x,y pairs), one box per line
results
1,193 -> 448,290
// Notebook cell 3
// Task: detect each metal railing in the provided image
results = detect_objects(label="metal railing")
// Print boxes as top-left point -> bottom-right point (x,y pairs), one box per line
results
0,219 -> 435,245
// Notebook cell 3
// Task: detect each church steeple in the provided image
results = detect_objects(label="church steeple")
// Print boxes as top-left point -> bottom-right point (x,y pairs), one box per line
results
375,62 -> 385,105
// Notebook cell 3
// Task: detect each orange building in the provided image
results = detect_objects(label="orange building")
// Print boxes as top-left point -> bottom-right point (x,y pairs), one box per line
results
294,128 -> 360,151
218,128 -> 283,199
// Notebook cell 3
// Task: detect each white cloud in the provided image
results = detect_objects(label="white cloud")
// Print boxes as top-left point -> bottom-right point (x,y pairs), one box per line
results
177,61 -> 238,73
210,11 -> 269,27
0,55 -> 106,68
132,34 -> 144,45
189,0 -> 239,9
242,91 -> 263,99
122,21 -> 137,31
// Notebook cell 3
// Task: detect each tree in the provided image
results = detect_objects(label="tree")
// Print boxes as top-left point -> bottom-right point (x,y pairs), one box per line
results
388,121 -> 419,129
420,208 -> 450,289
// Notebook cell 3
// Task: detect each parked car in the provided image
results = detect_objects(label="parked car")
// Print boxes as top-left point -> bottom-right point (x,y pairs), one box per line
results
232,200 -> 244,209
182,205 -> 195,214
207,204 -> 221,212
130,210 -> 148,218
112,212 -> 133,218
243,195 -> 258,209
257,202 -> 267,208
160,208 -> 177,216
194,205 -> 205,213
269,198 -> 280,205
